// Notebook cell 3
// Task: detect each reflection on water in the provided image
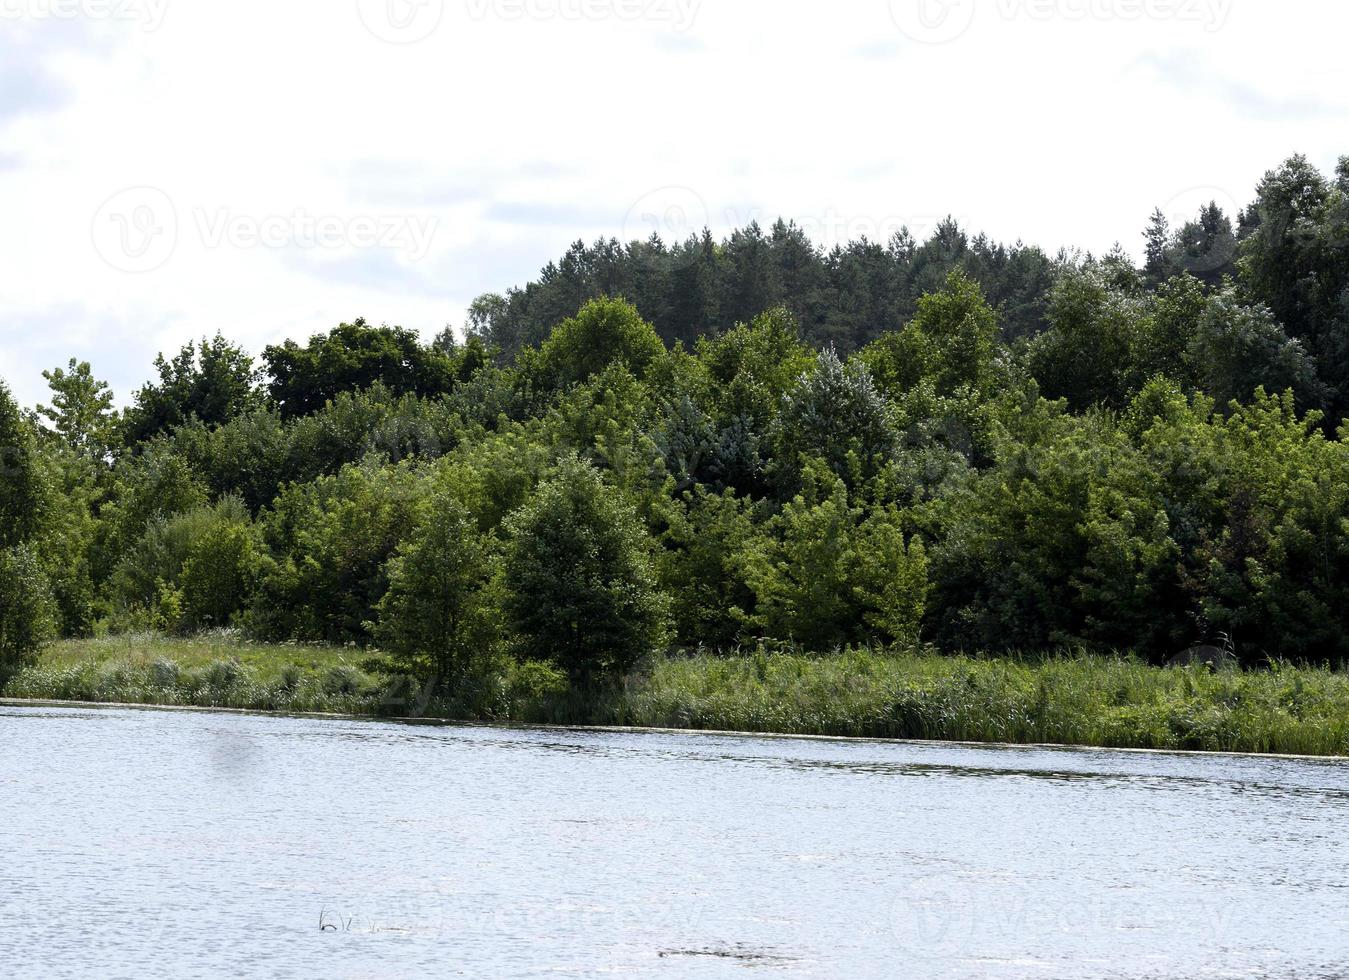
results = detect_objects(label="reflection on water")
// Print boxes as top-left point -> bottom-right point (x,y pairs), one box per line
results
1,704 -> 1347,979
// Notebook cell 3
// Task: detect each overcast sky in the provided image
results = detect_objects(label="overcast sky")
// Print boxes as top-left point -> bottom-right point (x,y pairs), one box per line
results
1,0 -> 1346,408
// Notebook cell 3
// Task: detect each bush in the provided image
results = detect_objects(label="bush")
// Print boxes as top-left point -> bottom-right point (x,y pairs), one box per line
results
372,488 -> 498,681
179,519 -> 264,631
0,545 -> 58,676
109,497 -> 260,634
502,457 -> 669,686
0,381 -> 46,549
322,663 -> 368,697
253,462 -> 426,644
278,663 -> 303,692
203,658 -> 246,691
149,657 -> 181,688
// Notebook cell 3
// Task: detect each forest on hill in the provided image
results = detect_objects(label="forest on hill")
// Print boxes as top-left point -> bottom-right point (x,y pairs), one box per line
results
2,153 -> 1347,686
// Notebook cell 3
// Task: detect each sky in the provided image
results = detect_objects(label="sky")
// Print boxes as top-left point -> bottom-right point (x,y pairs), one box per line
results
1,0 -> 1346,409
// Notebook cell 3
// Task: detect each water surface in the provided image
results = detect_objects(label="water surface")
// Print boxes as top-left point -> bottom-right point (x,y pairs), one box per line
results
2,704 -> 1347,978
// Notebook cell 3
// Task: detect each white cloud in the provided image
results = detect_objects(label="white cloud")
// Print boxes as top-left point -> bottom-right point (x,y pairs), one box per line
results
1,0 -> 1346,407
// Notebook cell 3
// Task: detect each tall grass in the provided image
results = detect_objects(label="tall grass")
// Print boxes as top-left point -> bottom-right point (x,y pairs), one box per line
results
6,637 -> 1349,756
3,632 -> 390,714
603,649 -> 1349,756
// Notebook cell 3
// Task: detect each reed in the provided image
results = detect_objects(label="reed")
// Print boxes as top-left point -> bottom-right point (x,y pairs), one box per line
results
8,637 -> 1349,756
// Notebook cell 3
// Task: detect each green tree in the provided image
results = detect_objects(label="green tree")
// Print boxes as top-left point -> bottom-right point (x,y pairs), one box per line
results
1170,202 -> 1238,286
466,292 -> 509,343
930,412 -> 1181,655
0,380 -> 46,549
1187,288 -> 1325,410
0,545 -> 57,676
655,486 -> 758,648
108,496 -> 260,633
1131,274 -> 1207,386
692,307 -> 816,494
94,446 -> 209,587
1147,389 -> 1349,662
1239,155 -> 1349,420
697,307 -> 817,426
179,517 -> 265,631
1142,207 -> 1177,287
36,359 -> 116,461
1029,265 -> 1148,410
742,465 -> 858,649
853,508 -> 929,646
373,489 -> 499,681
122,334 -> 262,444
0,382 -> 55,671
773,347 -> 894,492
502,457 -> 669,685
254,462 -> 426,644
906,269 -> 1002,398
33,449 -> 99,637
264,319 -> 460,419
533,297 -> 667,391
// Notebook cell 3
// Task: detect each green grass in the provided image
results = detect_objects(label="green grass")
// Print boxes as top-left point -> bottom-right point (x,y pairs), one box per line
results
602,650 -> 1349,756
6,636 -> 1349,756
2,632 -> 389,715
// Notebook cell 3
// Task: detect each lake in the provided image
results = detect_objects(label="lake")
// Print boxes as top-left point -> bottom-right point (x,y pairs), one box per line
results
2,704 -> 1347,978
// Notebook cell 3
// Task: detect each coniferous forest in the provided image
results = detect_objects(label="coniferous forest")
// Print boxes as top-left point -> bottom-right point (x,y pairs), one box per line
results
3,153 -> 1349,695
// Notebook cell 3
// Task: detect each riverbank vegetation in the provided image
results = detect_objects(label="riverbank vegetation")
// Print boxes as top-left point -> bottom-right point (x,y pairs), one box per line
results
8,635 -> 1349,756
3,154 -> 1349,742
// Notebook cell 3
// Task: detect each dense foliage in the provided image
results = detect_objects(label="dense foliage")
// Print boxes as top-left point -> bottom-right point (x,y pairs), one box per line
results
5,154 -> 1349,687
0,381 -> 57,674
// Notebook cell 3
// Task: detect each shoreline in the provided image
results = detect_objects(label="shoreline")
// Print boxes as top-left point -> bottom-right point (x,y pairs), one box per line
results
10,636 -> 1349,758
6,695 -> 1347,764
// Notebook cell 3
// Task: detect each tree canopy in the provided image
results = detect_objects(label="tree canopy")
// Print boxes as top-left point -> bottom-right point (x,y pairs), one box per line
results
5,153 -> 1349,678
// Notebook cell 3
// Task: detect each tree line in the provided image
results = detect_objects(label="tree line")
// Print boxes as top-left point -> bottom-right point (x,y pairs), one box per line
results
1,153 -> 1346,687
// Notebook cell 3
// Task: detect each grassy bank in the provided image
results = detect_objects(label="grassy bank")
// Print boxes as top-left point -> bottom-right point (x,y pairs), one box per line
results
6,635 -> 1349,756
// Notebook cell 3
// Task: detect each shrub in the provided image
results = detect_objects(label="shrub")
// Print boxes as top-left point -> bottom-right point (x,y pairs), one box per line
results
372,488 -> 498,681
502,457 -> 669,686
253,462 -> 426,644
179,519 -> 264,631
150,657 -> 181,688
203,658 -> 245,691
0,381 -> 46,549
322,663 -> 367,697
278,663 -> 303,692
109,496 -> 258,634
0,545 -> 58,676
